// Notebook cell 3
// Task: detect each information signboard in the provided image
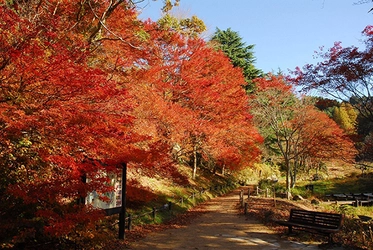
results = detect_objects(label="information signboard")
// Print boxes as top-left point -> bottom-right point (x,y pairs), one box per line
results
86,172 -> 122,209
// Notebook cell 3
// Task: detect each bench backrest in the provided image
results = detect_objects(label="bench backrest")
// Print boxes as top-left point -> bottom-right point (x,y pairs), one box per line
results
289,209 -> 342,229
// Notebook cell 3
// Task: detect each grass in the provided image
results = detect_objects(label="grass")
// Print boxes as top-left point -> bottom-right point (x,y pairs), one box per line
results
291,173 -> 373,220
293,173 -> 373,197
124,177 -> 236,228
251,172 -> 373,249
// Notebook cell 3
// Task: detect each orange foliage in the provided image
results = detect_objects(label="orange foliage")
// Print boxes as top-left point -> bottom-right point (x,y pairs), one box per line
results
295,107 -> 357,163
128,22 -> 262,173
0,1 -> 263,247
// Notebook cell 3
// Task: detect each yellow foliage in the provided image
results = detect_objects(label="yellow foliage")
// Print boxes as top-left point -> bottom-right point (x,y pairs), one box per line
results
333,102 -> 358,134
157,13 -> 206,38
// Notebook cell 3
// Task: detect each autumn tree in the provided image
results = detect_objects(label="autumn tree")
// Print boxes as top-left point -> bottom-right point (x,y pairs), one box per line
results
292,103 -> 357,183
177,40 -> 263,177
128,20 -> 262,179
0,1 -> 150,248
250,75 -> 356,198
291,25 -> 373,163
292,26 -> 373,124
333,102 -> 358,135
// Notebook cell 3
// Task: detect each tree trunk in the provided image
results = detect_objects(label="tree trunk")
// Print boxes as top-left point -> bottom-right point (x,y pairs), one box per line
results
285,158 -> 292,200
291,162 -> 297,188
291,171 -> 296,188
192,145 -> 197,180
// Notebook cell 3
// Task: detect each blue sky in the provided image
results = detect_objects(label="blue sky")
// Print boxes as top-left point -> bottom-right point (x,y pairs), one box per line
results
138,0 -> 372,74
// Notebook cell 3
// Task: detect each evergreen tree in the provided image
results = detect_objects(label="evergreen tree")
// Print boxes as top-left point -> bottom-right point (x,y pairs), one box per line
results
210,28 -> 263,93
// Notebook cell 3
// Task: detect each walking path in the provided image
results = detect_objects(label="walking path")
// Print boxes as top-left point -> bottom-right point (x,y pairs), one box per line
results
127,189 -> 347,250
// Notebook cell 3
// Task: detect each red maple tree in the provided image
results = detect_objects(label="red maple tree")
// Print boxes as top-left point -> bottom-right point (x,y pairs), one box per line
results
250,75 -> 356,195
0,2 -> 145,247
128,21 -> 262,178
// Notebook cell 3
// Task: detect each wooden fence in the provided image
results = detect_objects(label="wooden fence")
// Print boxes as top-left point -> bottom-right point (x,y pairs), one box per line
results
238,186 -> 278,214
324,193 -> 373,207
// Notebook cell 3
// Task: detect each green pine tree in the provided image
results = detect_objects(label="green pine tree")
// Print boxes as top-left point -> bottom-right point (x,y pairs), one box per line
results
210,28 -> 263,93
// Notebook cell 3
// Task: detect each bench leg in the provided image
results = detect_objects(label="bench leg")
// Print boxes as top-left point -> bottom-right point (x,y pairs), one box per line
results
328,233 -> 333,244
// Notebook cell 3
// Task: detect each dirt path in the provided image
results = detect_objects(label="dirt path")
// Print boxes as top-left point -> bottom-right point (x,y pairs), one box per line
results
127,189 -> 345,250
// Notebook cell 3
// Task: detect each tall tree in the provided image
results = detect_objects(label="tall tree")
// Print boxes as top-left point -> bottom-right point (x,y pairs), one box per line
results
130,21 -> 262,179
210,28 -> 263,92
291,25 -> 373,163
250,75 -> 356,198
0,2 -> 149,247
291,26 -> 373,123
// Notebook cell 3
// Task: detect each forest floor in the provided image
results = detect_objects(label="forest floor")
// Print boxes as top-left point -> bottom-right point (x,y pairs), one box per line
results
122,188 -> 349,250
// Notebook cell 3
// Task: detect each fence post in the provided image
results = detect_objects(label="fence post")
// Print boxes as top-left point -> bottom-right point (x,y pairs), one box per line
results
240,189 -> 244,207
168,201 -> 172,211
266,188 -> 269,198
256,186 -> 259,195
244,202 -> 248,215
247,189 -> 250,199
127,214 -> 132,230
152,207 -> 156,220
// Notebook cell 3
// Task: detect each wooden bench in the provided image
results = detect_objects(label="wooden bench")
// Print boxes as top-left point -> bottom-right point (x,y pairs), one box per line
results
275,209 -> 343,243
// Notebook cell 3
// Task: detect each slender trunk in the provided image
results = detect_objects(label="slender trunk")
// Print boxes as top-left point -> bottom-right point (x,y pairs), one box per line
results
192,145 -> 197,180
291,161 -> 297,188
285,158 -> 292,199
291,172 -> 296,188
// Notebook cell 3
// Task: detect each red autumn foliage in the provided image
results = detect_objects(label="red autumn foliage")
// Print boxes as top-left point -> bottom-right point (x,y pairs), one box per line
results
0,1 -> 263,248
250,75 -> 356,192
292,106 -> 357,163
0,3 -> 142,247
129,21 -> 262,176
290,25 -> 373,123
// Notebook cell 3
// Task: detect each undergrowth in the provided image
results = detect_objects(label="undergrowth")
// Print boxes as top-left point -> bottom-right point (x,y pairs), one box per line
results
247,172 -> 373,250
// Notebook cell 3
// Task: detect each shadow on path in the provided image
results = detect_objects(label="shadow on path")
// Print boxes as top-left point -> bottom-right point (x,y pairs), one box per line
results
127,189 -> 344,250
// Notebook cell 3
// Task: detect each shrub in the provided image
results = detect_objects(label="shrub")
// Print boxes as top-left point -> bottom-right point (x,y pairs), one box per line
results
258,179 -> 285,196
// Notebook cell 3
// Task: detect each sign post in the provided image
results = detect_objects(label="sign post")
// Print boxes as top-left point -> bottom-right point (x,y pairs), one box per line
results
85,162 -> 128,239
118,162 -> 127,239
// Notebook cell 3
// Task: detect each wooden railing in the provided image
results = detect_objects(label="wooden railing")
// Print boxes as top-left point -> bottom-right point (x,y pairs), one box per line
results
324,193 -> 373,207
121,183 -> 236,231
238,186 -> 276,214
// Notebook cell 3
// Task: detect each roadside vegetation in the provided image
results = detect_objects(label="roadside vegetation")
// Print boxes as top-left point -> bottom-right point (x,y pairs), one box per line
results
249,169 -> 373,250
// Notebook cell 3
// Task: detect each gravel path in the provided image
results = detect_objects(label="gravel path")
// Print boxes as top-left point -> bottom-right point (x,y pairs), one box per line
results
127,189 -> 347,250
